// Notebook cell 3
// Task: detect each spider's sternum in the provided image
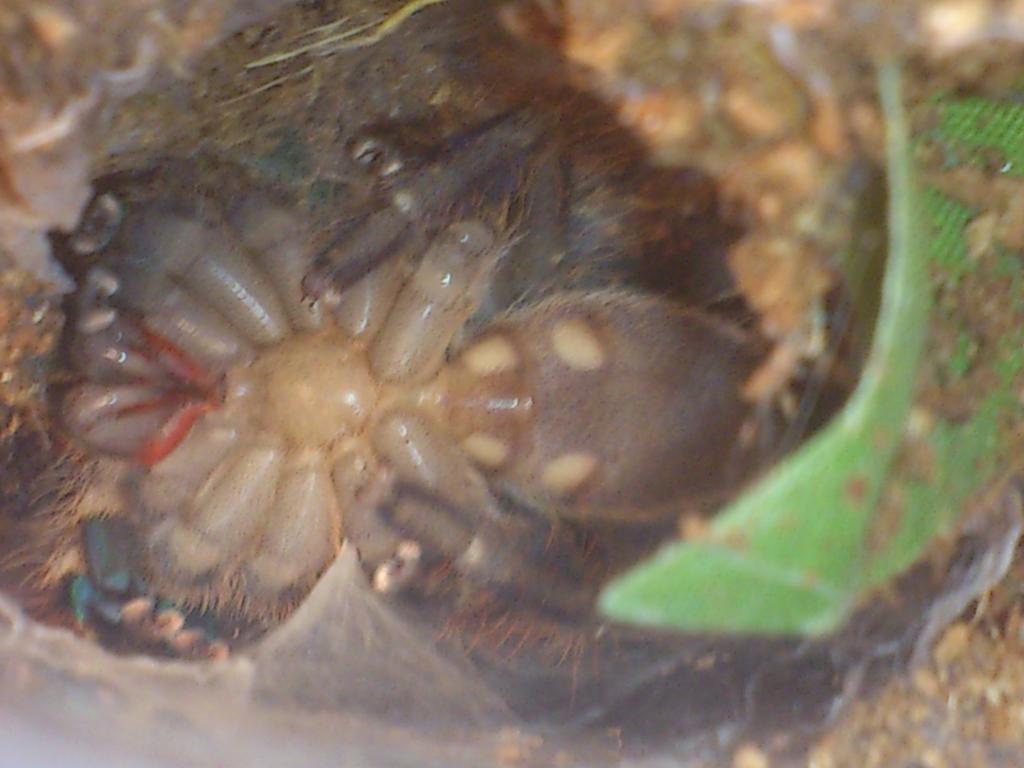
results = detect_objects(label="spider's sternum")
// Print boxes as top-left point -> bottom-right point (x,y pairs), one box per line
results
237,327 -> 379,450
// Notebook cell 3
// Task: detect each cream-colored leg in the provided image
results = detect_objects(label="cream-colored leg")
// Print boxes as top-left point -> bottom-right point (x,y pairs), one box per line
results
368,221 -> 497,384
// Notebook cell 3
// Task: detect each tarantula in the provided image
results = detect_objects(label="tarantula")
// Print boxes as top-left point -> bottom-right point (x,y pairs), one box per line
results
53,112 -> 772,632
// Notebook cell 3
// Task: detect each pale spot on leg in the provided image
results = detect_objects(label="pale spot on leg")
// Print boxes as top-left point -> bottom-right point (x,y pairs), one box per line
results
461,432 -> 510,468
77,307 -> 117,334
120,597 -> 154,625
170,628 -> 207,655
87,266 -> 121,297
154,608 -> 185,637
541,452 -> 598,496
461,335 -> 519,376
550,319 -> 605,371
207,641 -> 230,661
372,540 -> 422,593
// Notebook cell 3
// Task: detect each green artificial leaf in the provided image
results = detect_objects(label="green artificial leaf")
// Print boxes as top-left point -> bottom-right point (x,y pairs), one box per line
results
600,63 -> 931,634
937,96 -> 1024,175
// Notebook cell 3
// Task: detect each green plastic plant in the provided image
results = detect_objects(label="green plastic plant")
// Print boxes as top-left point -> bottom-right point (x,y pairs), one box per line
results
600,64 -> 1018,635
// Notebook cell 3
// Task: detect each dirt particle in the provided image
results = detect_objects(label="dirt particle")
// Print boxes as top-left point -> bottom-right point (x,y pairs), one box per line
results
724,85 -> 792,140
618,89 -> 703,148
986,701 -> 1022,745
845,475 -> 869,504
906,407 -> 936,439
922,0 -> 992,52
965,211 -> 999,262
679,513 -> 710,540
911,667 -> 942,698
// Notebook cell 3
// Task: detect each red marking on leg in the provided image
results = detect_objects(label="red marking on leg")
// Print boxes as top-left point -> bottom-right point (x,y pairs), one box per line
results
116,390 -> 186,417
138,325 -> 217,390
91,319 -> 224,467
137,400 -> 213,467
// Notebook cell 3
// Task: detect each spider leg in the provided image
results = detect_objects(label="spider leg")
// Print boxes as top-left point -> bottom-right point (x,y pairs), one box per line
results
348,472 -> 596,616
304,110 -> 548,303
72,517 -> 229,660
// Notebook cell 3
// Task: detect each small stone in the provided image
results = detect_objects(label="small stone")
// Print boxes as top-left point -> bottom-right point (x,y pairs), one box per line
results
733,743 -> 770,768
906,407 -> 936,439
678,513 -> 710,540
27,6 -> 78,50
724,86 -> 790,140
921,746 -> 947,768
933,621 -> 972,668
911,668 -> 941,698
965,211 -> 999,262
986,702 -> 1021,745
922,0 -> 991,52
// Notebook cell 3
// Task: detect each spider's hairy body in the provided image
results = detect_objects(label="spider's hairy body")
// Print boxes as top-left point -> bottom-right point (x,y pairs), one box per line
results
52,116 -> 771,631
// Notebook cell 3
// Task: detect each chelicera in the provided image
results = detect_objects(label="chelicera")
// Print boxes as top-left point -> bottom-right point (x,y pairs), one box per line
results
54,113 -> 775,631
